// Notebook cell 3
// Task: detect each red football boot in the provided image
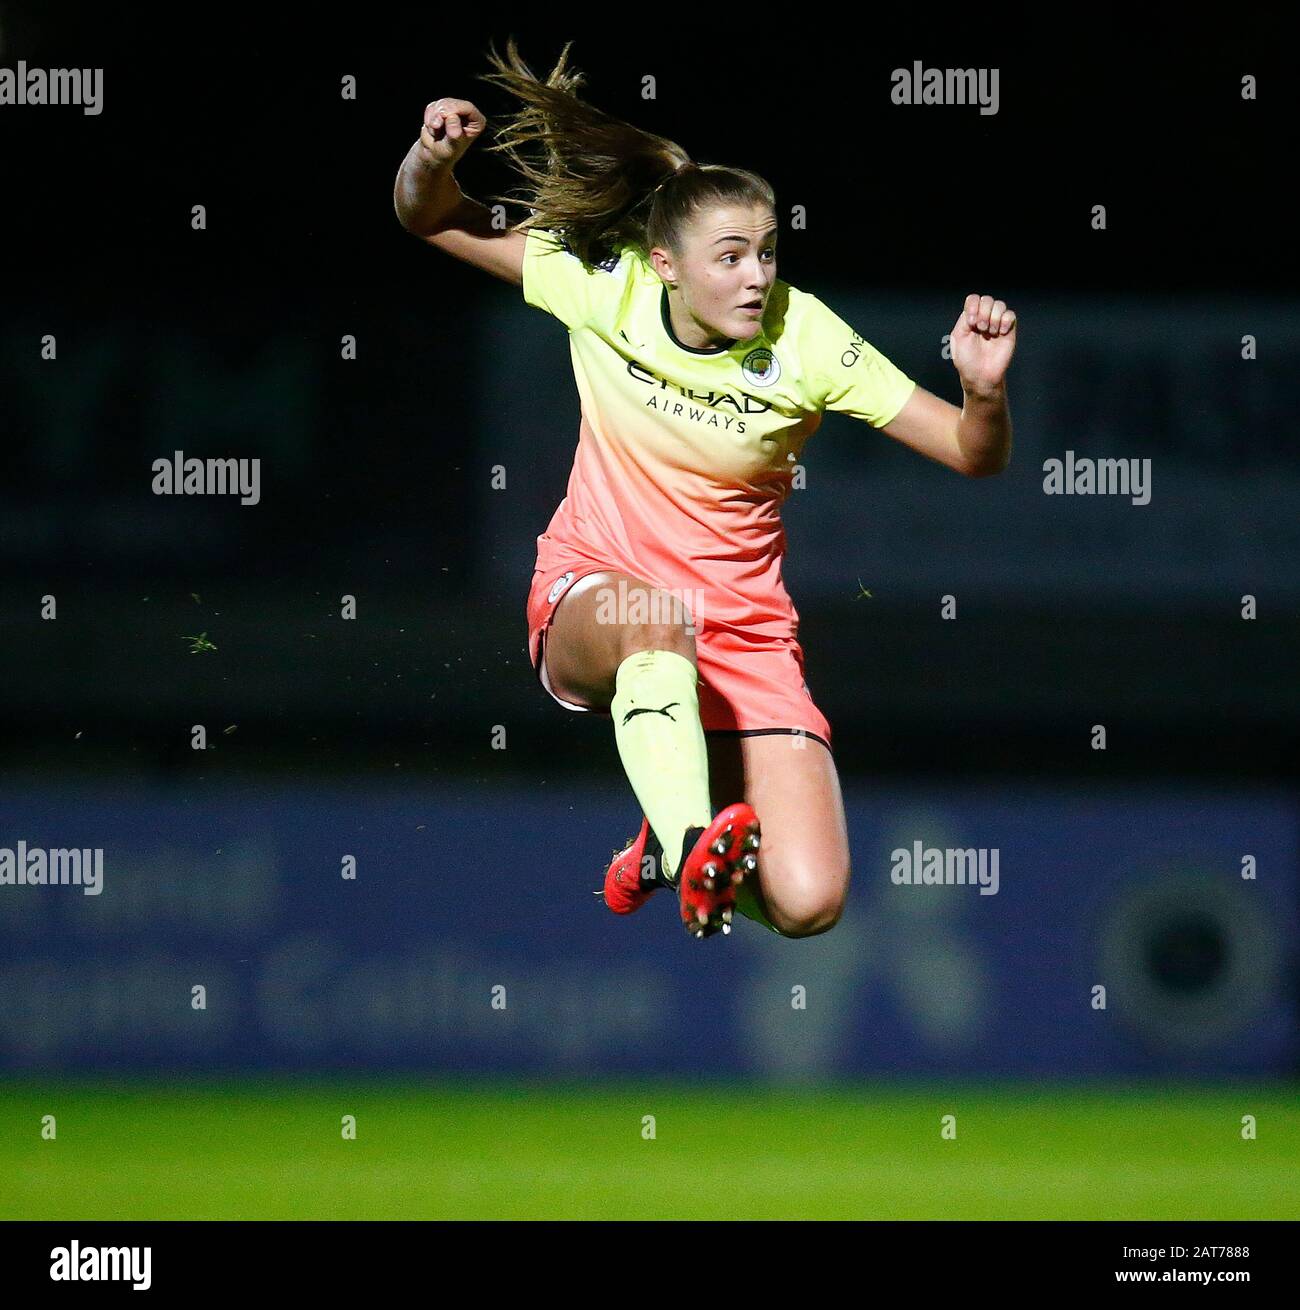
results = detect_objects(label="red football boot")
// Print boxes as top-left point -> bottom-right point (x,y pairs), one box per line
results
676,802 -> 761,940
599,817 -> 671,914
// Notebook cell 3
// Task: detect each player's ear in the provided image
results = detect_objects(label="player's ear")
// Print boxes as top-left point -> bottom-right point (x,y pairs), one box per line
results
649,241 -> 686,283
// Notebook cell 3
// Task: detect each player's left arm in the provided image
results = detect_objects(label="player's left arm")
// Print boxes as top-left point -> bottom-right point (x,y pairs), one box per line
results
881,293 -> 1016,478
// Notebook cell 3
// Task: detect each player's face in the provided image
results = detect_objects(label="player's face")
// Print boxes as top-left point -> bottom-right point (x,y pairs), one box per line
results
669,204 -> 778,345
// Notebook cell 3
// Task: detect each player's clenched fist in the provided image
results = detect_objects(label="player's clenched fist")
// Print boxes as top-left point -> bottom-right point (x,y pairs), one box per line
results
949,292 -> 1018,396
418,98 -> 487,169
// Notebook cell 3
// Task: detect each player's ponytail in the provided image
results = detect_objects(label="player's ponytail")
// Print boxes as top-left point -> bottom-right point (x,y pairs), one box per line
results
476,37 -> 774,270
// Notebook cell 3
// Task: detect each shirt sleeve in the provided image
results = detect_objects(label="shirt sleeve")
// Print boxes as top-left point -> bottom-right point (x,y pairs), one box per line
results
521,226 -> 621,331
799,292 -> 916,427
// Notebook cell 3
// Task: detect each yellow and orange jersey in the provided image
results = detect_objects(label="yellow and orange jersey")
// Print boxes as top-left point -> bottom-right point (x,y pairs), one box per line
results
522,227 -> 916,638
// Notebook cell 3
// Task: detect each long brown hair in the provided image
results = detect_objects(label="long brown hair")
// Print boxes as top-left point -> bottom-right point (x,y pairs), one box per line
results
476,37 -> 775,270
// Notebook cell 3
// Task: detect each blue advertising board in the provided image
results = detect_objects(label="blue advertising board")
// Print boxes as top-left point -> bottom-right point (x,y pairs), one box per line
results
0,779 -> 1294,1077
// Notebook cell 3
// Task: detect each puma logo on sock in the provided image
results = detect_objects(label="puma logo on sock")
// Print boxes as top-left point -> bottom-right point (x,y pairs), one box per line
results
621,702 -> 680,725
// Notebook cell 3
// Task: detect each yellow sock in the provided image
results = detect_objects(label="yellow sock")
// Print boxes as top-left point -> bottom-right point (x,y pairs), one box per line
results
610,649 -> 713,877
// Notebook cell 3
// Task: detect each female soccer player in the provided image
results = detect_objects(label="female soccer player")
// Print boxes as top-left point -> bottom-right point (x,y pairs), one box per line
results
393,39 -> 1015,941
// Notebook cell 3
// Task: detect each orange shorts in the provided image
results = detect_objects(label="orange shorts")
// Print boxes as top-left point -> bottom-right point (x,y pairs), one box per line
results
525,558 -> 832,752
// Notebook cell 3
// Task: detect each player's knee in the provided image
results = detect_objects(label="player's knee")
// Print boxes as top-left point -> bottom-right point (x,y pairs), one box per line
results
617,588 -> 698,663
768,877 -> 847,938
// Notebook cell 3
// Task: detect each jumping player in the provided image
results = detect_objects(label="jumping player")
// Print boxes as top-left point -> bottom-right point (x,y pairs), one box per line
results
393,39 -> 1016,940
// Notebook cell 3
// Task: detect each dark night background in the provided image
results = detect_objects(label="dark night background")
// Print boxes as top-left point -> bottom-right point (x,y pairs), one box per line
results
1,7 -> 1294,782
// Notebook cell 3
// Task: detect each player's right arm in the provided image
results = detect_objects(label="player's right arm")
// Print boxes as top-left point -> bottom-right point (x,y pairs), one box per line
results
393,98 -> 524,287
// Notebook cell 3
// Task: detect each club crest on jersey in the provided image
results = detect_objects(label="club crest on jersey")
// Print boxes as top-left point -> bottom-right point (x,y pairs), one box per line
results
547,570 -> 576,604
741,348 -> 780,388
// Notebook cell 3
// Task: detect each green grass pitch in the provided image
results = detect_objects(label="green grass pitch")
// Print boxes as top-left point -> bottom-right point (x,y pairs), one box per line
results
3,1079 -> 1296,1220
